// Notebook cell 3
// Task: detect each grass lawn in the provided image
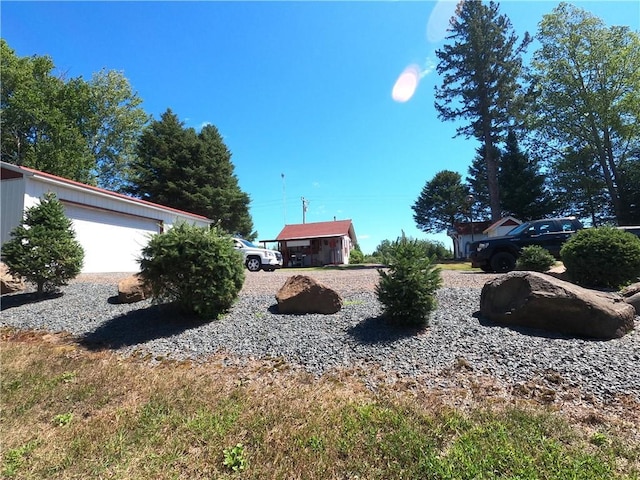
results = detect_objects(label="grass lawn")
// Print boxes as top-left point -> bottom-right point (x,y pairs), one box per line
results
2,328 -> 638,479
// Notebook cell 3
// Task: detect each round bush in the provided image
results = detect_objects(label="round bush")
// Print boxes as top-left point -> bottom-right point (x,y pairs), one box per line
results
139,224 -> 245,318
516,245 -> 556,272
375,235 -> 443,327
560,226 -> 640,289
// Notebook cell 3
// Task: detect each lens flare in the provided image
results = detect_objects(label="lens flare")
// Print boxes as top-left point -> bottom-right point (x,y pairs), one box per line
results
392,64 -> 420,103
426,0 -> 459,43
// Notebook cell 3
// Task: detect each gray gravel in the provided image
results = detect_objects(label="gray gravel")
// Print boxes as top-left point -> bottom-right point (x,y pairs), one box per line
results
2,271 -> 639,402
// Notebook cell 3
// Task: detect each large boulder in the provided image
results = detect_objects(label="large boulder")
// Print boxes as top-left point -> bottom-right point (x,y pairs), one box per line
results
117,274 -> 151,304
480,271 -> 635,339
621,282 -> 640,315
276,275 -> 342,314
1,262 -> 25,295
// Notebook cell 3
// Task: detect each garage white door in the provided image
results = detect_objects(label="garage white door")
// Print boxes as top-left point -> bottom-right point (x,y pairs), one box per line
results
63,203 -> 161,273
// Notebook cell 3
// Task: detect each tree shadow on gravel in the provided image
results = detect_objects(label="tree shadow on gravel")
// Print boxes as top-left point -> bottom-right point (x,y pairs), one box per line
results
347,316 -> 424,344
1,291 -> 64,310
80,303 -> 211,351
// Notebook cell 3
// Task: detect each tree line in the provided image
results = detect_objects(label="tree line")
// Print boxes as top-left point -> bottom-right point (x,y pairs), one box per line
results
2,2 -> 638,242
413,1 -> 640,233
1,39 -> 255,239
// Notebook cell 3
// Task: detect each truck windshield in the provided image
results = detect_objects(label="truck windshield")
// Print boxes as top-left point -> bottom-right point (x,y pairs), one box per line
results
506,222 -> 532,236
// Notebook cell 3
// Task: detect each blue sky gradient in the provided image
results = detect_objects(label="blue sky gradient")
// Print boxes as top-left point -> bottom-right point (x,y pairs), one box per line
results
3,1 -> 638,253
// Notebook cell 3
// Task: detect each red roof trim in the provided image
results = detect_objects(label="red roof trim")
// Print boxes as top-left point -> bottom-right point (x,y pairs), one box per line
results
4,162 -> 210,221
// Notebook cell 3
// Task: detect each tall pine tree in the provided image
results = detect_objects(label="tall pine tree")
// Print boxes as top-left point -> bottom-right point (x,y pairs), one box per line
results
435,0 -> 531,222
126,109 -> 255,239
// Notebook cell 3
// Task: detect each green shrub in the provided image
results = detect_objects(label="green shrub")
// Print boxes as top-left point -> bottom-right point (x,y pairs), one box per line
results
374,238 -> 452,264
138,223 -> 245,318
349,245 -> 365,264
375,234 -> 443,327
516,245 -> 556,272
1,192 -> 84,295
560,226 -> 640,289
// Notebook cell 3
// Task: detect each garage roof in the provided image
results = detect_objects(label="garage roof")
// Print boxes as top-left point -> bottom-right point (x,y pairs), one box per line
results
1,162 -> 211,222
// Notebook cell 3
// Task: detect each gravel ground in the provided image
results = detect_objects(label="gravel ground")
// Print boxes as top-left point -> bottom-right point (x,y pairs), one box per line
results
2,268 -> 639,402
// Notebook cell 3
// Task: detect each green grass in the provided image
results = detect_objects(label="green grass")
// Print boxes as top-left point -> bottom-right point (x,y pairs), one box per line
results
2,328 -> 638,479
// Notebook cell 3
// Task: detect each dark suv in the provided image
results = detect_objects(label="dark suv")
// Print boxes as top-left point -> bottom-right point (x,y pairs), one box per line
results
469,217 -> 584,273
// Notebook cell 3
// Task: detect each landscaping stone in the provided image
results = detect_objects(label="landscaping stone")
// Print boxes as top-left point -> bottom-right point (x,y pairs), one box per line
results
621,282 -> 640,315
276,275 -> 342,314
1,262 -> 25,295
480,271 -> 635,339
117,274 -> 151,304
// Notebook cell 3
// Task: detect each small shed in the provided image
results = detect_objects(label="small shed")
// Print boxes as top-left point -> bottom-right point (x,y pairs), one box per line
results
447,216 -> 522,259
264,219 -> 357,267
1,161 -> 212,273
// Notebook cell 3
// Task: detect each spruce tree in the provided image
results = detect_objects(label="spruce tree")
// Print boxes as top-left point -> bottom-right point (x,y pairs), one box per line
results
126,109 -> 255,239
466,143 -> 500,220
2,192 -> 84,295
412,170 -> 469,233
499,130 -> 554,220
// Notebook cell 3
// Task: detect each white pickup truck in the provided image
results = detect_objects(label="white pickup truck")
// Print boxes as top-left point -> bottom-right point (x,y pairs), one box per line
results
233,238 -> 283,272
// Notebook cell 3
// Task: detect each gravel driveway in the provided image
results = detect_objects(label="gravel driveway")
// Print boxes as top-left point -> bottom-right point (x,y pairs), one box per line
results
2,267 -> 639,402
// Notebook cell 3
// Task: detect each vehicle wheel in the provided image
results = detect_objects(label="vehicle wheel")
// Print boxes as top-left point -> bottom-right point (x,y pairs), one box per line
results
480,265 -> 493,273
490,252 -> 516,273
246,257 -> 262,272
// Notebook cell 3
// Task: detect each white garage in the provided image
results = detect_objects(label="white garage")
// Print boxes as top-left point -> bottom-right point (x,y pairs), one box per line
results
1,161 -> 212,273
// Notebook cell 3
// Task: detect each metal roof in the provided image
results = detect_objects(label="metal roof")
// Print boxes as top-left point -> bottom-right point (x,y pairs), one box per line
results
274,219 -> 356,242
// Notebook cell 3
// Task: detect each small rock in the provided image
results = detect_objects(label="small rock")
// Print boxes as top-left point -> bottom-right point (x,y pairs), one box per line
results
117,274 -> 151,304
1,262 -> 25,294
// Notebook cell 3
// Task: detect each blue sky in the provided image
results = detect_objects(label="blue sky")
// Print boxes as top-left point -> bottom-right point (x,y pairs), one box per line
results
3,1 -> 638,253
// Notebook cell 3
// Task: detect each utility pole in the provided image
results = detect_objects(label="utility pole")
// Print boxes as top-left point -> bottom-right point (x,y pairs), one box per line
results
301,197 -> 309,224
281,173 -> 286,224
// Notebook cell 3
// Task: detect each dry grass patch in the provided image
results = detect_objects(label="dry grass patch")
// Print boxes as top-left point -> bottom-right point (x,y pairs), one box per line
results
2,328 -> 639,479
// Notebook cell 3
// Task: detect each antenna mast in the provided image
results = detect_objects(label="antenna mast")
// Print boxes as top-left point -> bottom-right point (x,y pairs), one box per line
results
301,196 -> 309,224
281,173 -> 286,224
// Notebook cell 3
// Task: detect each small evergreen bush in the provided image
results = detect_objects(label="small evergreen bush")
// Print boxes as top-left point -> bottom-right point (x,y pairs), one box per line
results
516,245 -> 556,272
1,192 -> 84,295
138,223 -> 245,318
375,234 -> 443,327
560,226 -> 640,289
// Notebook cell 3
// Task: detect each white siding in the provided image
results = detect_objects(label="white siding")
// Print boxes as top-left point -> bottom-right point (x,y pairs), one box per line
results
63,203 -> 162,273
1,168 -> 211,273
1,178 -> 26,245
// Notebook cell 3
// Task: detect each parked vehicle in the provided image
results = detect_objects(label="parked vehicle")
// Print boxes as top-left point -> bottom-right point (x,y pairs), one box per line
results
469,217 -> 584,273
617,226 -> 640,239
233,238 -> 283,272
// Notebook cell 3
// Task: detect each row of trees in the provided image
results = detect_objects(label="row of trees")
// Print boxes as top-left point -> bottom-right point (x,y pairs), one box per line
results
414,1 -> 640,233
1,39 -> 255,239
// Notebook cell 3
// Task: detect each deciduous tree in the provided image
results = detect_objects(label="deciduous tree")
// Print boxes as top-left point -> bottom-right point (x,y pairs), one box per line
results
527,3 -> 640,223
0,40 -> 148,189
